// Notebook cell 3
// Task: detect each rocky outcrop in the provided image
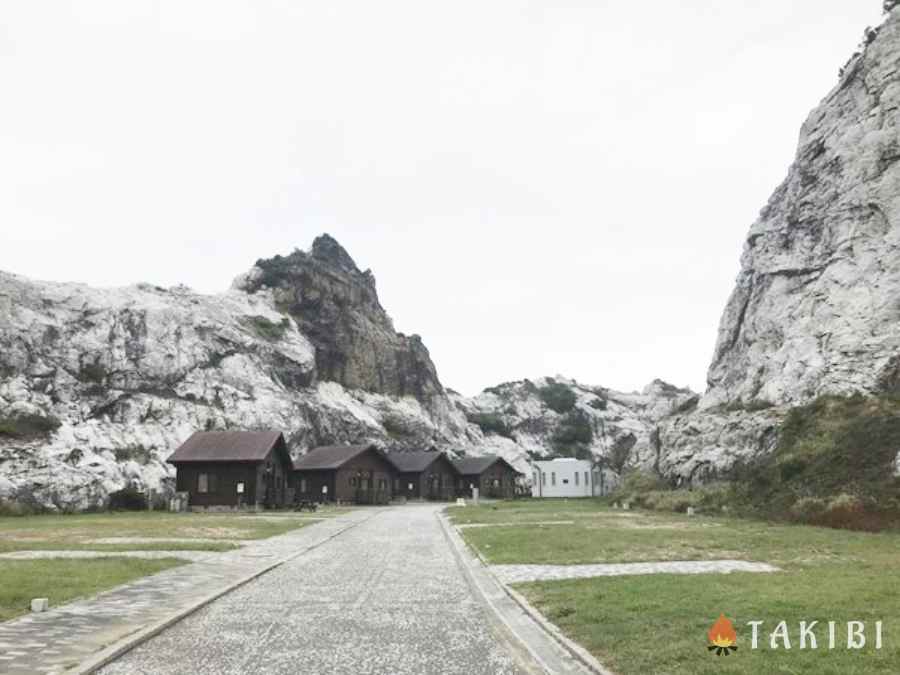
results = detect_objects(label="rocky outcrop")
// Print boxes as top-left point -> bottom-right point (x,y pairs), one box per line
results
453,377 -> 696,478
0,237 -> 474,510
705,10 -> 900,409
234,235 -> 445,405
656,9 -> 900,483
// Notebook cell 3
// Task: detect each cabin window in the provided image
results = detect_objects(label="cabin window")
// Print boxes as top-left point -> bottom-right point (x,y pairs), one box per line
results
541,472 -> 546,485
584,471 -> 589,486
198,473 -> 216,493
575,472 -> 579,486
563,479 -> 569,485
394,479 -> 399,490
349,477 -> 358,487
551,472 -> 556,486
300,478 -> 307,493
492,479 -> 500,488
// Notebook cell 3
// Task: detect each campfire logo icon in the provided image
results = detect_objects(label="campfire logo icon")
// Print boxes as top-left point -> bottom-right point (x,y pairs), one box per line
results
707,614 -> 739,656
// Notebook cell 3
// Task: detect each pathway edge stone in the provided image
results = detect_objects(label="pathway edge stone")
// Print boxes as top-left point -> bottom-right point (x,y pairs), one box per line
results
73,510 -> 379,675
437,511 -> 608,675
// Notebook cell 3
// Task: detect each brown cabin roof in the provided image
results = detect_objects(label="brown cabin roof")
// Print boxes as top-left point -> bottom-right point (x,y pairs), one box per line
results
452,455 -> 520,476
293,444 -> 380,471
167,431 -> 284,464
385,449 -> 454,473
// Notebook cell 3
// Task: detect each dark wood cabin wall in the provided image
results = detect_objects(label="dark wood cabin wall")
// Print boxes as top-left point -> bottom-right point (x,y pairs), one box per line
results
175,462 -> 260,507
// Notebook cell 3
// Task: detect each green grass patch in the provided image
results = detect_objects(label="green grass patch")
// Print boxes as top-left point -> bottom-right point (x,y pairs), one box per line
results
0,557 -> 185,622
454,500 -> 900,674
518,569 -> 898,675
0,511 -> 329,553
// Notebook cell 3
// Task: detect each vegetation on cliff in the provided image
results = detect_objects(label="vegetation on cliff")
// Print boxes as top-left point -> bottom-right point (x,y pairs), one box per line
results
612,394 -> 900,531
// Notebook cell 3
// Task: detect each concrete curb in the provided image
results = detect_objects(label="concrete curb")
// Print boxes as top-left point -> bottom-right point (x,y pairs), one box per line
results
438,511 -> 615,675
438,513 -> 614,675
503,585 -> 615,675
74,510 -> 380,674
437,512 -> 551,675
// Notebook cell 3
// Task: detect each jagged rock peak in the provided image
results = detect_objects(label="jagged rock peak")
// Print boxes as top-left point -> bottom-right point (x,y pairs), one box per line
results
234,235 -> 444,402
310,234 -> 364,275
234,233 -> 376,295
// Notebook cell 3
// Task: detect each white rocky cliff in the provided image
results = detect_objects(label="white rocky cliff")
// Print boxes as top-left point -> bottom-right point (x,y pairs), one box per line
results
0,237 -> 481,509
655,7 -> 900,484
0,235 -> 695,509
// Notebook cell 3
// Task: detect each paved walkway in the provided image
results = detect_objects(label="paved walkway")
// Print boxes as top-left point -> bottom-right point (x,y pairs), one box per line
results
99,505 -> 534,675
0,509 -> 375,674
490,559 -> 779,584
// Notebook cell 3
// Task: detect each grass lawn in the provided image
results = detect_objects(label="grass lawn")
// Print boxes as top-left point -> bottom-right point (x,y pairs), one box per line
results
0,557 -> 185,621
0,509 -> 344,553
450,500 -> 900,674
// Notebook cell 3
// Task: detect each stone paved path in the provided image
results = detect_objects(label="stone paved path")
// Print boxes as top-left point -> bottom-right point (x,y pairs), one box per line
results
99,505 -> 530,675
0,509 -> 374,674
490,559 -> 780,584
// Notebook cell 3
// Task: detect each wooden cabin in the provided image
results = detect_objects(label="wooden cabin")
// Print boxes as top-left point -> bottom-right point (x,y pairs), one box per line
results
293,444 -> 394,505
452,455 -> 521,499
167,431 -> 293,510
385,449 -> 459,501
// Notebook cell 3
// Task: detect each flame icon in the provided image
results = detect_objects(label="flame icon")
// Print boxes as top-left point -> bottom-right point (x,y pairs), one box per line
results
707,614 -> 738,656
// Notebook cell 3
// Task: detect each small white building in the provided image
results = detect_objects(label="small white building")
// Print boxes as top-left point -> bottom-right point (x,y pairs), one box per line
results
531,458 -> 599,498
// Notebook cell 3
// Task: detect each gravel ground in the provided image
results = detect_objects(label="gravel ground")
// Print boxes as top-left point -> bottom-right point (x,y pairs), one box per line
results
100,505 -> 525,675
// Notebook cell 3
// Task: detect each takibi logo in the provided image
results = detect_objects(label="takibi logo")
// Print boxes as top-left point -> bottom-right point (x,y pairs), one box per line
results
707,614 -> 738,656
706,615 -> 885,654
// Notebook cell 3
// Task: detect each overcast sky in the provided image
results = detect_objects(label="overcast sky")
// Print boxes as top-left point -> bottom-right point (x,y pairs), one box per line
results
1,1 -> 886,397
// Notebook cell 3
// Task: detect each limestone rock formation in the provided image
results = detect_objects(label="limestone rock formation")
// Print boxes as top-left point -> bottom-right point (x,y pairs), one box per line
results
656,8 -> 900,483
454,376 -> 696,481
234,235 -> 445,405
705,10 -> 900,409
0,237 -> 472,510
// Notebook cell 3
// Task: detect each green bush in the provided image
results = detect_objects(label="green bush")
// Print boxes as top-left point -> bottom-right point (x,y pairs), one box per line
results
108,486 -> 148,511
538,383 -> 577,414
609,474 -> 732,515
467,412 -> 513,439
78,362 -> 107,383
789,497 -> 827,521
731,394 -> 900,530
588,397 -> 607,410
248,315 -> 291,341
114,447 -> 153,464
721,398 -> 774,413
0,414 -> 61,438
382,416 -> 411,438
886,0 -> 899,14
552,409 -> 593,456
0,500 -> 35,517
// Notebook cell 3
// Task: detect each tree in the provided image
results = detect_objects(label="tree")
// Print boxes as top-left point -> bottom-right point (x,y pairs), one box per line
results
886,0 -> 899,13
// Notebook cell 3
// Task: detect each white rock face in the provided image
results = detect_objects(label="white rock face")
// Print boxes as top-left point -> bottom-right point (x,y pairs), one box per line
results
453,376 -> 696,475
0,270 -> 472,509
655,10 -> 900,482
704,10 -> 900,409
